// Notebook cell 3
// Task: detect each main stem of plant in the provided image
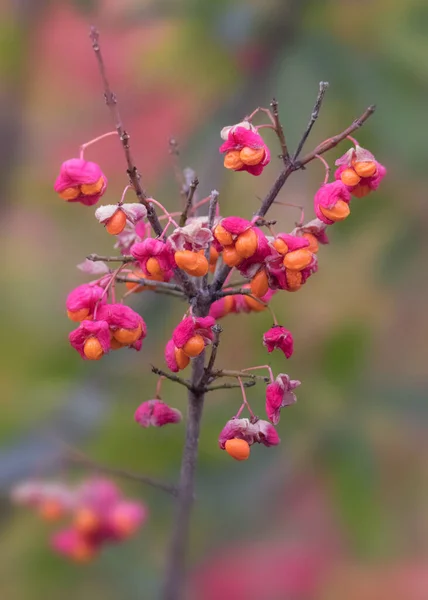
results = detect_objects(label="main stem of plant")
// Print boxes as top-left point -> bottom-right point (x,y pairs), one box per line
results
161,293 -> 210,600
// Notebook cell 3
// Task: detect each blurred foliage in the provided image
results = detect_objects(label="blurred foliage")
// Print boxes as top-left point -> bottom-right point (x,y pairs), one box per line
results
1,0 -> 427,598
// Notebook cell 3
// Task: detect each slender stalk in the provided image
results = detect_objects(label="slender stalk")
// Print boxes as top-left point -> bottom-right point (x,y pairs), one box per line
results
179,177 -> 199,226
271,97 -> 289,164
293,81 -> 329,160
205,380 -> 256,392
66,450 -> 178,496
256,104 -> 376,220
87,253 -> 135,263
89,27 -> 164,237
161,353 -> 206,600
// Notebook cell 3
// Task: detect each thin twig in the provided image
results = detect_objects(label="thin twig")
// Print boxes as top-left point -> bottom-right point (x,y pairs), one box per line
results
87,253 -> 135,263
256,104 -> 376,220
201,324 -> 222,385
293,81 -> 329,160
89,27 -> 164,237
169,137 -> 186,197
298,104 -> 376,166
179,177 -> 199,226
66,450 -> 178,496
202,190 -> 220,288
116,275 -> 184,293
151,366 -> 194,391
212,369 -> 271,383
215,288 -> 253,298
205,380 -> 256,392
271,98 -> 289,164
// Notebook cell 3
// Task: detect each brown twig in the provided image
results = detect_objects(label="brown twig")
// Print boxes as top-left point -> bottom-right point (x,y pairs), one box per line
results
66,449 -> 178,496
89,27 -> 164,237
256,104 -> 376,220
201,324 -> 222,385
179,177 -> 199,226
151,366 -> 194,391
162,352 -> 206,600
212,369 -> 271,383
87,253 -> 135,263
205,380 -> 256,392
271,97 -> 289,164
293,81 -> 329,160
115,275 -> 184,293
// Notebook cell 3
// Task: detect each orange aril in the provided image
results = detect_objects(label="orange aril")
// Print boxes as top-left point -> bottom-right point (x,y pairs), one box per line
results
244,295 -> 266,312
222,295 -> 235,315
250,269 -> 269,298
273,238 -> 289,254
105,209 -> 127,235
222,246 -> 242,267
146,257 -> 163,276
174,347 -> 190,370
320,199 -> 350,222
302,233 -> 319,254
67,307 -> 90,322
113,324 -> 142,345
74,508 -> 100,534
283,248 -> 313,271
110,337 -> 125,350
235,228 -> 258,259
83,337 -> 104,360
214,224 -> 233,246
39,500 -> 63,522
224,150 -> 244,170
182,334 -> 205,357
353,160 -> 377,178
352,184 -> 371,198
340,168 -> 361,187
240,146 -> 265,166
225,438 -> 250,461
81,176 -> 104,196
58,186 -> 80,201
209,245 -> 219,273
285,269 -> 302,291
175,250 -> 208,277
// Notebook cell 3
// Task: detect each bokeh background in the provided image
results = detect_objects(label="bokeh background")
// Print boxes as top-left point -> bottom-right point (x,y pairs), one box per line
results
1,0 -> 428,598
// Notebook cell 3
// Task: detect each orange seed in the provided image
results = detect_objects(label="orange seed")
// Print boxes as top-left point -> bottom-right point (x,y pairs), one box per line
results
113,324 -> 142,345
225,438 -> 250,461
285,269 -> 302,291
235,228 -> 258,259
67,307 -> 90,322
222,246 -> 243,267
224,150 -> 244,171
250,269 -> 269,298
83,337 -> 103,360
58,186 -> 80,201
39,500 -> 63,522
106,209 -> 127,235
320,199 -> 350,222
239,146 -> 265,166
273,238 -> 289,255
302,233 -> 319,254
74,508 -> 100,534
182,334 -> 205,358
146,257 -> 163,276
340,168 -> 361,187
174,347 -> 190,370
214,224 -> 234,246
81,176 -> 104,196
283,248 -> 313,271
353,160 -> 377,178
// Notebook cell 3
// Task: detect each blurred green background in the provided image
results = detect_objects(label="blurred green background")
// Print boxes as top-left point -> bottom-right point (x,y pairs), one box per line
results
1,0 -> 428,598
